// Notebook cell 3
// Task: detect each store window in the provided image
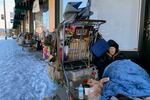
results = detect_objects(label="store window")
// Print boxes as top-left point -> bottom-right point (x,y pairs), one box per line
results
42,0 -> 49,32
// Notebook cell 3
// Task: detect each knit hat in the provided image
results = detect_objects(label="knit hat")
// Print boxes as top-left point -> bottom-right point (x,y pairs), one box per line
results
107,39 -> 119,52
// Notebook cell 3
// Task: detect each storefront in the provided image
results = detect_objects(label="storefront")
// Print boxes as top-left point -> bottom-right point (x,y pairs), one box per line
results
42,2 -> 49,32
13,0 -> 34,34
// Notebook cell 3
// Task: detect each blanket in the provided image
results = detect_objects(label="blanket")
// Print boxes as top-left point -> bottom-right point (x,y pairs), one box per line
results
101,59 -> 150,100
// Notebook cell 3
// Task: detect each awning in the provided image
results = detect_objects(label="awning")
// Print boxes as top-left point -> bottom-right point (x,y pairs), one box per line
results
39,0 -> 47,4
40,0 -> 48,12
15,8 -> 26,13
14,18 -> 21,24
14,13 -> 25,20
15,0 -> 35,4
13,11 -> 25,29
15,0 -> 35,10
14,0 -> 22,4
12,19 -> 21,29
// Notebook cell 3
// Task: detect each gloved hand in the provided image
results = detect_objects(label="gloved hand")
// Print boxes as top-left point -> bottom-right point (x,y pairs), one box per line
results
87,77 -> 109,96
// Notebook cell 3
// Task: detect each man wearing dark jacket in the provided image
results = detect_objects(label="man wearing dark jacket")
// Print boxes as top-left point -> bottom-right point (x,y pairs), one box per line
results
93,39 -> 126,79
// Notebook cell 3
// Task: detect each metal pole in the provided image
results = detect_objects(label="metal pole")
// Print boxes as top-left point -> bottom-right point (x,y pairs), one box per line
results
87,0 -> 91,19
3,0 -> 7,39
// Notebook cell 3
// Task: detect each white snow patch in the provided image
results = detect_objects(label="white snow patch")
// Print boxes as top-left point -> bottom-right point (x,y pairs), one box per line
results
0,39 -> 57,100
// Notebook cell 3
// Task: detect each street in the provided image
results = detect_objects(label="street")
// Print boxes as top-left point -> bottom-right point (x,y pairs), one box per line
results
0,37 -> 57,100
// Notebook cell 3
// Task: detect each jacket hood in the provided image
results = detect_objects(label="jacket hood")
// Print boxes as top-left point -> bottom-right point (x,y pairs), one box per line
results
107,39 -> 119,52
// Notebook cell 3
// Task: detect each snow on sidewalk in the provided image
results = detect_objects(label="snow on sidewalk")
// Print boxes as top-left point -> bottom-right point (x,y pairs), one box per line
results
0,38 -> 57,100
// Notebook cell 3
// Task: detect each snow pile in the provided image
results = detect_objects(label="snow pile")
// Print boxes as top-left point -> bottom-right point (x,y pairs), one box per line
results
0,39 -> 57,100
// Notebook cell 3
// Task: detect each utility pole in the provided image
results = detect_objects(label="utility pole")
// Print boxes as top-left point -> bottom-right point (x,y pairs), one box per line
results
3,0 -> 7,40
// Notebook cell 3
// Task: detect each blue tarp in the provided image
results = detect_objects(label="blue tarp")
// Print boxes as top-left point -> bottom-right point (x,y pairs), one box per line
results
101,59 -> 150,100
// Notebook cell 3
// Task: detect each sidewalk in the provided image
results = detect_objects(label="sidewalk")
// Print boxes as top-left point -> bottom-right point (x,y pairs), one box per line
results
23,47 -> 69,100
43,85 -> 68,100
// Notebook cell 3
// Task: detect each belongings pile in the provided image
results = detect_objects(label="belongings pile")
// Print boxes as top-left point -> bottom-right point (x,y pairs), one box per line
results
64,1 -> 93,20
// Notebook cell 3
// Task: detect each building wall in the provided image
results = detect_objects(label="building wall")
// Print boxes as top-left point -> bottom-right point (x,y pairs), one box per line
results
0,0 -> 14,29
48,0 -> 55,32
90,0 -> 142,51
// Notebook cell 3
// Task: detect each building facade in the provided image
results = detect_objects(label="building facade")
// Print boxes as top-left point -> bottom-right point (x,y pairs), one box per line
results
13,0 -> 150,65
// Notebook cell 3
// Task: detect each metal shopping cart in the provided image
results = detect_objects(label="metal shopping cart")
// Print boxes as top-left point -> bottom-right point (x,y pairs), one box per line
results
56,19 -> 106,100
